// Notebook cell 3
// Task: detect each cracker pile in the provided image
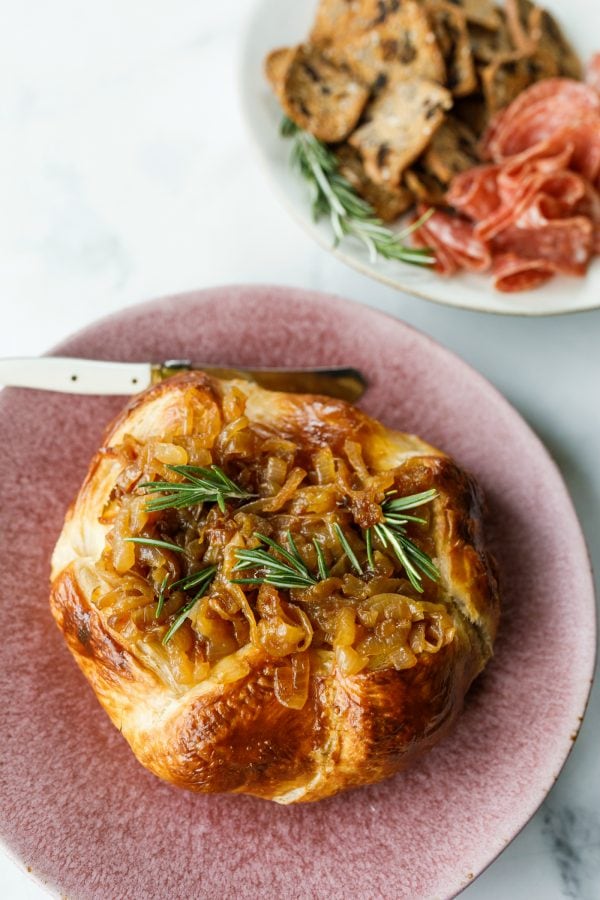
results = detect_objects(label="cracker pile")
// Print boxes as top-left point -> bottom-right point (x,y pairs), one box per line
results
265,0 -> 581,221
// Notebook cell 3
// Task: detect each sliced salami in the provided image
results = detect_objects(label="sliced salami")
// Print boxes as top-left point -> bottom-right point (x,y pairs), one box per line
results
416,70 -> 600,292
492,254 -> 556,293
411,217 -> 460,275
492,218 -> 593,276
414,207 -> 491,272
447,165 -> 501,221
481,78 -> 600,160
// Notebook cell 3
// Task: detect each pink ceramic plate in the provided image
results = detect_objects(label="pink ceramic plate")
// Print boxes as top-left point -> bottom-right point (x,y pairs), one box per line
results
0,286 -> 595,900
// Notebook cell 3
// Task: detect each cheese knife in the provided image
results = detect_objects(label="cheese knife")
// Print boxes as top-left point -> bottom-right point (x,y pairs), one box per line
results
0,358 -> 368,403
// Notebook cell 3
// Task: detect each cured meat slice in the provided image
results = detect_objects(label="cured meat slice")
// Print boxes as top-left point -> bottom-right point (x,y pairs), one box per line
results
477,170 -> 587,242
412,75 -> 600,292
449,142 -> 575,225
492,253 -> 556,292
447,164 -> 501,220
512,172 -> 587,225
490,115 -> 600,185
492,218 -> 593,276
481,78 -> 600,160
492,77 -> 600,125
497,139 -> 574,185
411,217 -> 460,275
414,207 -> 491,272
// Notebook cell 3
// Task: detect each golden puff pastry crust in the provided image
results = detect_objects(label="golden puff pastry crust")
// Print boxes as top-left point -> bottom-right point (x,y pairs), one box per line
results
50,372 -> 499,803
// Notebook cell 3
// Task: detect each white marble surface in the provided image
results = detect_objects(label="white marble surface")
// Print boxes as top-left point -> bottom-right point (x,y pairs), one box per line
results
0,1 -> 598,898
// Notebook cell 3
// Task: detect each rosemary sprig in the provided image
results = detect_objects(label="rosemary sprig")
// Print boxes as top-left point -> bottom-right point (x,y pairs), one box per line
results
161,565 -> 217,645
333,523 -> 363,576
232,532 -> 318,590
366,489 -> 439,593
139,464 -> 254,513
281,116 -> 434,267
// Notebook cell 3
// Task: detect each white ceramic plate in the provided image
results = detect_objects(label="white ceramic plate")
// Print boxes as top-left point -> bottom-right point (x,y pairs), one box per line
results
239,0 -> 600,316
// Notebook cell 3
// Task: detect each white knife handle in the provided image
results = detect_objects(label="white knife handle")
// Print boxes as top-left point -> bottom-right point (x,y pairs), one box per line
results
0,357 -> 153,395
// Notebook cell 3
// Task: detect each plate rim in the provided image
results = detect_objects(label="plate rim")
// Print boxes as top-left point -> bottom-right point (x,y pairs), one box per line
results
0,284 -> 596,898
238,0 -> 600,318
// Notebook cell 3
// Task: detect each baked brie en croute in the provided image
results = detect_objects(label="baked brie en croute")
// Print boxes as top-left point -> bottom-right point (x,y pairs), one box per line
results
50,372 -> 500,803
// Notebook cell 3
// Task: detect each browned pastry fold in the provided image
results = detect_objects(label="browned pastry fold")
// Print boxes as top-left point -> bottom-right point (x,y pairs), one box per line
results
50,372 -> 499,803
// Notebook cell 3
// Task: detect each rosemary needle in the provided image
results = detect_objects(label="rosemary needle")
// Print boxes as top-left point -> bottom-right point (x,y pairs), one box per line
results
281,116 -> 435,267
365,527 -> 375,572
125,537 -> 185,554
313,537 -> 330,580
155,574 -> 169,618
333,523 -> 363,576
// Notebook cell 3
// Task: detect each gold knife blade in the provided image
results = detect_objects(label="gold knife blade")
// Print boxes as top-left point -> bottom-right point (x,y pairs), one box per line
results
152,361 -> 368,403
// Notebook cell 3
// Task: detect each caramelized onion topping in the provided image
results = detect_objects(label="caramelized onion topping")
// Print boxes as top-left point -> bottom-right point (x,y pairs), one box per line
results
96,393 -> 453,705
